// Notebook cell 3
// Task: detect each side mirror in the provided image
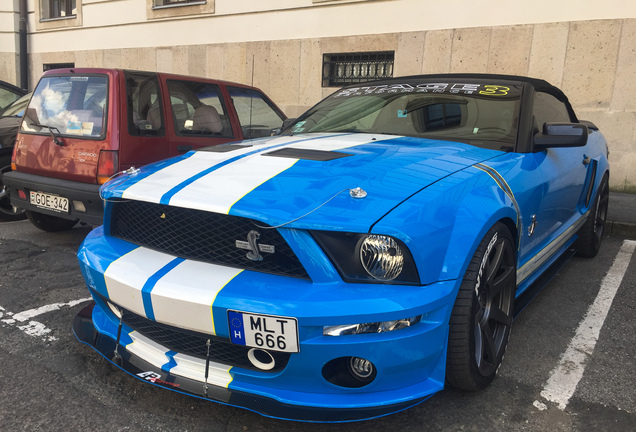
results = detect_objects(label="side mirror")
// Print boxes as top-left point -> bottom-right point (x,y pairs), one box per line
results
534,122 -> 588,149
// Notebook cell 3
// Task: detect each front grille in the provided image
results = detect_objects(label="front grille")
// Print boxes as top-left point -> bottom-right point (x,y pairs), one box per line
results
123,310 -> 291,373
110,201 -> 310,279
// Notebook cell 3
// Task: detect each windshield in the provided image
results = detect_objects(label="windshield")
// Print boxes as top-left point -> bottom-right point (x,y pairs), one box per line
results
285,82 -> 521,151
21,75 -> 108,138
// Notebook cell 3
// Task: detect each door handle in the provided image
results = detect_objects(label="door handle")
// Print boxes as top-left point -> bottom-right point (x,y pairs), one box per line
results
177,145 -> 193,153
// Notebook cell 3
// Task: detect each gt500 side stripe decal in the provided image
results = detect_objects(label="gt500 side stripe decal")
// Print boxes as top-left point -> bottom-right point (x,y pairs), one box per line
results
474,163 -> 520,228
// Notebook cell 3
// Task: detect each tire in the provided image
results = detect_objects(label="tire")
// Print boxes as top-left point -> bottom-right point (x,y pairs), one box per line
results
0,156 -> 27,222
446,222 -> 516,391
575,173 -> 609,258
26,210 -> 78,232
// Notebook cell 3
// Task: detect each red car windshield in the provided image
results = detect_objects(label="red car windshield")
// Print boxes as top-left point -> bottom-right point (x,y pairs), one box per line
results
21,75 -> 108,139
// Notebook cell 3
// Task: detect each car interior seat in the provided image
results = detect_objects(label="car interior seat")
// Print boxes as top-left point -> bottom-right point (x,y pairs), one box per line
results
192,105 -> 223,134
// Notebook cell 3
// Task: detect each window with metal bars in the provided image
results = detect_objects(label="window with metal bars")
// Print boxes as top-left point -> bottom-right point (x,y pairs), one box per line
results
41,0 -> 76,19
43,63 -> 75,72
322,51 -> 395,87
154,0 -> 206,6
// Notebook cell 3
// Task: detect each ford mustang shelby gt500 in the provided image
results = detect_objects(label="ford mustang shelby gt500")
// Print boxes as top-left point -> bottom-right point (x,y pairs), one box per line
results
74,74 -> 609,421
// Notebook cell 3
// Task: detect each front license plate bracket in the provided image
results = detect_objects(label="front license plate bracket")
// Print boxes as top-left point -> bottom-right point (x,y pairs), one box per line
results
228,310 -> 299,353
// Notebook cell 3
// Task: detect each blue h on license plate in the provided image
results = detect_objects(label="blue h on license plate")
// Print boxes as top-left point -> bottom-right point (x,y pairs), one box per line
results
228,311 -> 299,353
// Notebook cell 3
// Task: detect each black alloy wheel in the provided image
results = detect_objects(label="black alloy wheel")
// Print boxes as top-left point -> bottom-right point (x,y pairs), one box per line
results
25,210 -> 78,232
575,173 -> 609,258
446,222 -> 516,391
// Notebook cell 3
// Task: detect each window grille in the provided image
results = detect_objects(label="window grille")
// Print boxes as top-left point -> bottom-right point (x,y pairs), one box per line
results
43,63 -> 75,72
41,0 -> 76,19
322,51 -> 395,87
154,0 -> 205,6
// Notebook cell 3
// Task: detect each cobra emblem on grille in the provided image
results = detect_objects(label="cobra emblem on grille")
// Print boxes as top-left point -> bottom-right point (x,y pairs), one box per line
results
235,230 -> 275,261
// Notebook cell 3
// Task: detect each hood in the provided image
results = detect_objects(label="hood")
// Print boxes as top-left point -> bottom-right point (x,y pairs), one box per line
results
102,133 -> 504,232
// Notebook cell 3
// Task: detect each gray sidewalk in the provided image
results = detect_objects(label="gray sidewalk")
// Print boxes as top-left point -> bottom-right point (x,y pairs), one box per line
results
607,192 -> 636,239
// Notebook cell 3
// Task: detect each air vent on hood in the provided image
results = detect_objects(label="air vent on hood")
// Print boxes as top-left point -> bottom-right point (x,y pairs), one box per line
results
199,144 -> 253,153
262,148 -> 353,161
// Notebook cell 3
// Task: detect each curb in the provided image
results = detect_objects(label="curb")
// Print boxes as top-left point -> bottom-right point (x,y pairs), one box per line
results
607,221 -> 636,240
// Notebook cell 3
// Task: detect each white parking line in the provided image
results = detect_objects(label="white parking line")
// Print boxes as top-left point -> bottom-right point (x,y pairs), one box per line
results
0,297 -> 91,342
537,239 -> 636,410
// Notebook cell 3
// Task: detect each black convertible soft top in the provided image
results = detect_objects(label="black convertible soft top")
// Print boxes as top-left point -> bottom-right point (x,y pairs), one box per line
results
337,73 -> 580,153
361,73 -> 569,103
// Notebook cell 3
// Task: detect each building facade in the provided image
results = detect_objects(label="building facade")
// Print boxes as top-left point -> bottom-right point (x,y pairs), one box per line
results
1,0 -> 635,190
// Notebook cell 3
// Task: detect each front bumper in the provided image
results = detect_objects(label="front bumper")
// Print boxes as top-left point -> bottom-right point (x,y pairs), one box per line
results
76,228 -> 461,421
74,302 -> 437,422
4,170 -> 103,225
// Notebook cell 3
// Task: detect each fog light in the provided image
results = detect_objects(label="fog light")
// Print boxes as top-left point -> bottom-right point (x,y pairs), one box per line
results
17,189 -> 26,200
349,357 -> 374,379
322,357 -> 377,388
73,200 -> 86,212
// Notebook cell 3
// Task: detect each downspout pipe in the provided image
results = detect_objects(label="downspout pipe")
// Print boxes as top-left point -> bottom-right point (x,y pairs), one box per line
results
19,0 -> 28,91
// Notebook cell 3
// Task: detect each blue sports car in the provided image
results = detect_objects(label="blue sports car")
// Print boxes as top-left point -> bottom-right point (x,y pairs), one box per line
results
74,74 -> 609,422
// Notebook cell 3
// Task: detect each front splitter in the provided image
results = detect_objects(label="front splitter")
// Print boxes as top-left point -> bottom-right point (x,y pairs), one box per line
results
73,302 -> 431,422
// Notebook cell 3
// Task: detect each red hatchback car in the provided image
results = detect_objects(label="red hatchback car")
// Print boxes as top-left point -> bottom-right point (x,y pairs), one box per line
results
4,68 -> 286,231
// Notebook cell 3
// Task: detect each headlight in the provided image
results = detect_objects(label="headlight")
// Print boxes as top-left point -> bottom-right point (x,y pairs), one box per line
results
311,231 -> 420,284
359,235 -> 404,281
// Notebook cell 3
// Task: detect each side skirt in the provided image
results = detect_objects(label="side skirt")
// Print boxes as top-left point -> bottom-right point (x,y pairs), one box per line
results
513,245 -> 577,318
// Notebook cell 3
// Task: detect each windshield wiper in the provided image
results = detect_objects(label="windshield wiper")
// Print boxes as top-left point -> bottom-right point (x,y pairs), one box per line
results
32,123 -> 64,146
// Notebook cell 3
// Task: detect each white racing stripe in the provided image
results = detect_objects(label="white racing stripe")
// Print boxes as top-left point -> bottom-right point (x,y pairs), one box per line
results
126,331 -> 233,388
538,239 -> 636,410
170,352 -> 233,388
104,247 -> 177,318
169,155 -> 298,214
150,260 -> 243,335
168,134 -> 393,214
121,137 -> 300,203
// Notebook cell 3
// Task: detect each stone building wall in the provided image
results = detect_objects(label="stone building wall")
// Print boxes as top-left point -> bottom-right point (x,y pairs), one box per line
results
25,18 -> 636,190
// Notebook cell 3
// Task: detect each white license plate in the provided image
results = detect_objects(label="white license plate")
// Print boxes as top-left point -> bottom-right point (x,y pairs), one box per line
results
228,311 -> 299,353
29,191 -> 69,213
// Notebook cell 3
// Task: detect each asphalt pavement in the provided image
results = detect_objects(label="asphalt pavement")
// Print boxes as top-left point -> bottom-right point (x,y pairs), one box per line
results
607,192 -> 636,239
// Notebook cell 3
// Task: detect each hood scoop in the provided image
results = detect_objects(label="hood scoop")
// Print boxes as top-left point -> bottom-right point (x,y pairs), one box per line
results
262,148 -> 353,161
200,144 -> 253,153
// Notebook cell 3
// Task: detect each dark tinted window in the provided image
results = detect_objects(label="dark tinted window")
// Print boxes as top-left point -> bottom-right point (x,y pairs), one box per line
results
533,92 -> 573,130
285,82 -> 521,151
2,92 -> 30,117
126,71 -> 164,137
423,103 -> 462,131
167,80 -> 233,138
0,86 -> 23,114
227,87 -> 285,139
